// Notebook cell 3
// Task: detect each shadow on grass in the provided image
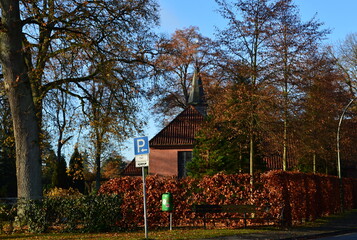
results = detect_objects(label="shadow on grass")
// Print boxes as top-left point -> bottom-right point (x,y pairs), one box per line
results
2,211 -> 356,240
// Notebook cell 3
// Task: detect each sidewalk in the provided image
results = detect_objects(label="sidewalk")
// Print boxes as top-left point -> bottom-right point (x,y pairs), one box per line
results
203,209 -> 357,240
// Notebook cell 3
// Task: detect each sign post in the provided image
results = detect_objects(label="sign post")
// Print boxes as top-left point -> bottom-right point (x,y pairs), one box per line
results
134,136 -> 149,239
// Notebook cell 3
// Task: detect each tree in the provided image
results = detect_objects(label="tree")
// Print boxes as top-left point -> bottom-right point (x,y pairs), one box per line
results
42,146 -> 56,189
297,55 -> 349,174
0,0 -> 42,199
0,0 -> 159,199
262,51 -> 351,174
188,116 -> 250,178
43,89 -> 75,187
53,91 -> 73,168
189,80 -> 273,177
266,0 -> 329,170
102,154 -> 127,179
83,79 -> 140,191
68,146 -> 85,193
150,27 -> 218,123
52,155 -> 70,189
332,33 -> 357,96
214,0 -> 333,176
215,0 -> 277,180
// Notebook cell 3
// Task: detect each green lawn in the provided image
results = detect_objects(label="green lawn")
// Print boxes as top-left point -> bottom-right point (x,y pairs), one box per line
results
2,210 -> 355,240
0,228 -> 267,240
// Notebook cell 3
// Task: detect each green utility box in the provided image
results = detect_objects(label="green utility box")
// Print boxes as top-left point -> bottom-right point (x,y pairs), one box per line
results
161,192 -> 173,212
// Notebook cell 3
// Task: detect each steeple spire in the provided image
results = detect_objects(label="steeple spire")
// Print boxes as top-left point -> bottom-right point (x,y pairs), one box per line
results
188,69 -> 207,116
188,70 -> 205,106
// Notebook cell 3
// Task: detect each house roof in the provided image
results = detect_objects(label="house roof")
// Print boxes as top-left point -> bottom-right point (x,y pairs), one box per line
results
121,159 -> 141,176
149,105 -> 205,148
122,105 -> 205,176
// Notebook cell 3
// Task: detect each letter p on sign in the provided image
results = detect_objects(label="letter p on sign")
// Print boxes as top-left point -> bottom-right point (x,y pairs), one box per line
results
134,136 -> 149,155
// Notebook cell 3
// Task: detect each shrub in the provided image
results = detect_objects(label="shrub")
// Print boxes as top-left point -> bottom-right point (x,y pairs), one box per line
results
99,172 -> 357,228
81,195 -> 122,232
0,202 -> 17,233
45,187 -> 83,197
19,194 -> 122,233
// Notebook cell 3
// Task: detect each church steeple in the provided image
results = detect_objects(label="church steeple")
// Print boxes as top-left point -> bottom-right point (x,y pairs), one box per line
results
188,70 -> 205,106
188,69 -> 207,115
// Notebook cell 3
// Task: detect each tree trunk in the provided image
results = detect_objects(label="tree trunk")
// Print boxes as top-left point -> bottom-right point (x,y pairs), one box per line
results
0,0 -> 42,199
249,132 -> 254,185
95,152 -> 101,192
282,33 -> 289,171
95,133 -> 103,192
282,113 -> 287,171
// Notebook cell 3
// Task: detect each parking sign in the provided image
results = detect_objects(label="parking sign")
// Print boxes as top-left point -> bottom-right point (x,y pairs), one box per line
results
134,136 -> 149,167
134,136 -> 150,155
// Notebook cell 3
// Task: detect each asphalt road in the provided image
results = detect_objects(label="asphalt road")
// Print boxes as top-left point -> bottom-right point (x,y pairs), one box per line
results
317,232 -> 357,240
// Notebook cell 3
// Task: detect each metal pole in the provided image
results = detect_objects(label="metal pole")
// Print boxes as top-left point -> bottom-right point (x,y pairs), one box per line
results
337,98 -> 355,178
169,212 -> 173,231
336,97 -> 355,212
142,167 -> 148,239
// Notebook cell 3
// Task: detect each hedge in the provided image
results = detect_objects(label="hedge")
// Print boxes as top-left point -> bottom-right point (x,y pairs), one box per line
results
0,195 -> 122,233
99,171 -> 357,228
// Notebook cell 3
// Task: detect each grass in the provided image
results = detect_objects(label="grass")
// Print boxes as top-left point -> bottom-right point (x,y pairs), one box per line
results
296,209 -> 357,229
0,228 -> 268,240
2,210 -> 357,240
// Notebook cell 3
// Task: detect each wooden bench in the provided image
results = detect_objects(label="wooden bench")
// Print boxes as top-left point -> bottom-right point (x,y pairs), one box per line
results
192,204 -> 281,228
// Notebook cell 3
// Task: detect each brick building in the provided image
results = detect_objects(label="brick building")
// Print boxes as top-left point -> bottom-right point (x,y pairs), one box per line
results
123,72 -> 206,177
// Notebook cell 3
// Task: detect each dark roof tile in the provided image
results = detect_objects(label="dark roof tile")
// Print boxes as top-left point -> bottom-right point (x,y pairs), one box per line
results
149,105 -> 205,148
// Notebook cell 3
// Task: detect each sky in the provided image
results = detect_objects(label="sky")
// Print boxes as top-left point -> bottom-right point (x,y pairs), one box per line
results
158,0 -> 357,43
122,0 -> 357,161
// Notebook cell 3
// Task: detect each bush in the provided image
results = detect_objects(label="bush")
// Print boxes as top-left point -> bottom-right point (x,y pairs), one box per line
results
81,195 -> 122,232
4,171 -> 355,233
45,187 -> 82,197
99,172 -> 357,228
0,202 -> 17,233
19,194 -> 122,233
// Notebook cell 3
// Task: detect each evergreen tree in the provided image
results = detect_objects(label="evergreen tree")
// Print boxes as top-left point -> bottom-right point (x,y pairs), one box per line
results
41,133 -> 70,190
188,109 -> 267,178
52,156 -> 70,189
68,147 -> 85,193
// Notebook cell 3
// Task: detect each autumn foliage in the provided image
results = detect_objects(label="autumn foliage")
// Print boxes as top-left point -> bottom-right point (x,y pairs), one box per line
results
99,171 -> 357,229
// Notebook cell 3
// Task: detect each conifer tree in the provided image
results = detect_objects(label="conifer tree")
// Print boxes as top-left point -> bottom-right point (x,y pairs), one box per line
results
52,156 -> 70,189
68,147 -> 85,193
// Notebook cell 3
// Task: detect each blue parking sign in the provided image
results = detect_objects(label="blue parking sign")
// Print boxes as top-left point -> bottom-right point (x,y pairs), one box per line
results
134,136 -> 150,155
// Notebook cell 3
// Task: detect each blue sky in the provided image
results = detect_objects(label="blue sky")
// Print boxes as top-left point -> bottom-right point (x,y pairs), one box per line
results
158,0 -> 357,43
123,0 -> 357,161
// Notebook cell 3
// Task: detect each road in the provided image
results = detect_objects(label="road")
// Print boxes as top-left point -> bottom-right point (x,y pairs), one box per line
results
317,232 -> 357,240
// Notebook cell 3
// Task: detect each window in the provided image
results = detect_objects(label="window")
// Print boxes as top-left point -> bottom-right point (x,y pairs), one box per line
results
178,151 -> 192,178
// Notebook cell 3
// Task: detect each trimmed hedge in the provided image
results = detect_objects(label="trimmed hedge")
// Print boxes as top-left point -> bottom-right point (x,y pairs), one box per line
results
17,195 -> 122,233
5,171 -> 355,233
99,171 -> 357,228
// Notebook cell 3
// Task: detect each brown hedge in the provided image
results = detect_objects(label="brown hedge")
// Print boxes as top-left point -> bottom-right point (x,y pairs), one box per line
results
99,171 -> 357,228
